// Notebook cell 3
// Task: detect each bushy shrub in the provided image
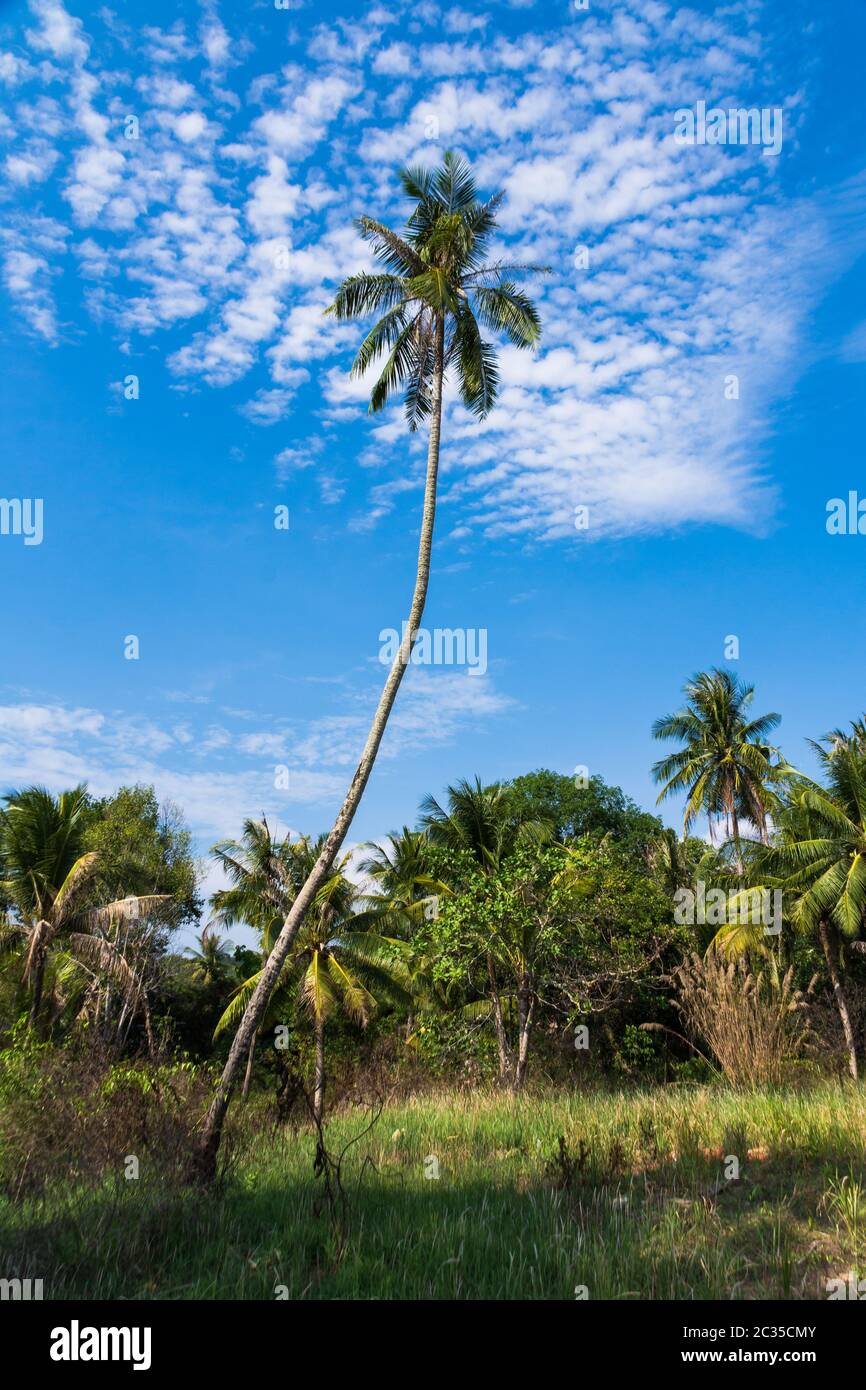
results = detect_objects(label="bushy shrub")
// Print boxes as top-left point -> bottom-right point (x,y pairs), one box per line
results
0,1032 -> 211,1197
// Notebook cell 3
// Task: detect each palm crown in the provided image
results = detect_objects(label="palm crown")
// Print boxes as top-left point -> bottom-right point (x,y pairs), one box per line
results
421,776 -> 550,877
652,668 -> 783,854
762,738 -> 866,941
326,150 -> 545,426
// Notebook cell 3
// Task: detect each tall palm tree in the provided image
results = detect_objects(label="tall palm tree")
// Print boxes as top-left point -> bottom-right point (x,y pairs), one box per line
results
198,153 -> 546,1174
652,669 -> 784,873
749,737 -> 866,1079
211,822 -> 408,1122
0,785 -> 166,1045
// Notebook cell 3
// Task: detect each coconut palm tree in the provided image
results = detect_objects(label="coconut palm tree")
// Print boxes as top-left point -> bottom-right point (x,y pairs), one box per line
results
209,817 -> 305,1099
211,823 -> 409,1122
0,785 -> 167,1046
185,926 -> 236,988
652,669 -> 784,873
357,828 -> 437,938
197,153 -> 546,1174
737,738 -> 866,1079
826,716 -> 866,754
421,777 -> 551,874
356,828 -> 452,1039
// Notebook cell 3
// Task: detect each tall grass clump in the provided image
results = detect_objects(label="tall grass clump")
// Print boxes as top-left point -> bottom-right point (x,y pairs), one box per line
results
673,954 -> 812,1085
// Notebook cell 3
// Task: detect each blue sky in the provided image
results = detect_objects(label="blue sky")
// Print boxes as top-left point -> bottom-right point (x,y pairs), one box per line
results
2,0 -> 866,917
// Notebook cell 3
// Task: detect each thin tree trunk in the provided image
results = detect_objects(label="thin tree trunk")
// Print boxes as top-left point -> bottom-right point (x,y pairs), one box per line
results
196,318 -> 446,1179
513,977 -> 534,1092
313,1017 -> 325,1126
142,991 -> 157,1060
241,1032 -> 257,1100
758,806 -> 770,846
819,919 -> 858,1080
27,937 -> 46,1031
730,804 -> 744,877
487,952 -> 510,1083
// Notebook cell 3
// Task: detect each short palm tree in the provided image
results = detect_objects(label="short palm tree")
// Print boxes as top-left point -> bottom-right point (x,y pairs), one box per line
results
420,777 -> 551,1081
421,776 -> 550,876
652,669 -> 784,872
185,926 -> 236,989
356,828 -> 450,1040
357,827 -> 437,937
199,153 -> 546,1173
0,785 -> 166,1046
212,822 -> 408,1122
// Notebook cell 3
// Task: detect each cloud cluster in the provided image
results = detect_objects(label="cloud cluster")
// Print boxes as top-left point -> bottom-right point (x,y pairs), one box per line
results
0,665 -> 512,841
2,0 -> 863,546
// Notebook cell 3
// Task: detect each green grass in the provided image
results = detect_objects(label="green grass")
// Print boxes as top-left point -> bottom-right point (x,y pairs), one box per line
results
2,1083 -> 866,1299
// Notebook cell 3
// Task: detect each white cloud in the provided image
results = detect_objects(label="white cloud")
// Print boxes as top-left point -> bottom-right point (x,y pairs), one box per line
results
2,242 -> 61,344
240,382 -> 307,425
174,110 -> 209,143
25,0 -> 88,64
253,75 -> 357,156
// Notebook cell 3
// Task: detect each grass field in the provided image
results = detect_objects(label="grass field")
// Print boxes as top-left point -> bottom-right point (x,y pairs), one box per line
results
2,1083 -> 865,1300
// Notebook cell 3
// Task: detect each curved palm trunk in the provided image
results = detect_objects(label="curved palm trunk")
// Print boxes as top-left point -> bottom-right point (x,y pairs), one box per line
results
313,1016 -> 325,1127
819,918 -> 858,1080
196,319 -> 446,1179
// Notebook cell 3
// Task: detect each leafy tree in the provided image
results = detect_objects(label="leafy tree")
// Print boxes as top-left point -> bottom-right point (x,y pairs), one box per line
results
199,154 -> 546,1173
552,839 -> 686,1032
504,769 -> 661,851
83,786 -> 200,928
421,837 -> 680,1088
